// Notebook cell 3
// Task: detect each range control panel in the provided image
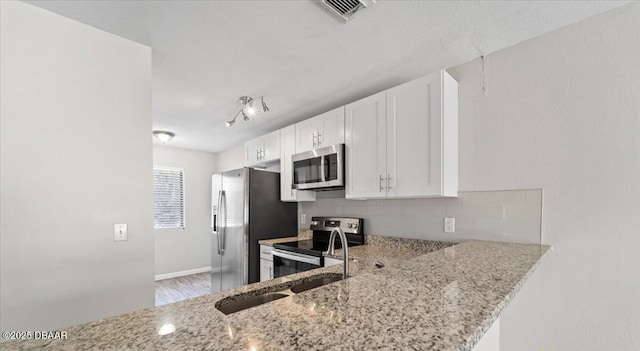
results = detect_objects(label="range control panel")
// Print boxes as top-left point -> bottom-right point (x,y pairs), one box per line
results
309,217 -> 363,235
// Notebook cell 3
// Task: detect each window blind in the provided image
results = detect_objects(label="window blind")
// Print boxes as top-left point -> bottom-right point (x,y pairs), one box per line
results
153,167 -> 185,229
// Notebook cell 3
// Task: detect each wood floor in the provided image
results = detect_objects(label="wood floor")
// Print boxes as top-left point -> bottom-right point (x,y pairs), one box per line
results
155,272 -> 211,306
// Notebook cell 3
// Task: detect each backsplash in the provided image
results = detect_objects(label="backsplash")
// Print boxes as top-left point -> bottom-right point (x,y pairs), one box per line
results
298,190 -> 542,244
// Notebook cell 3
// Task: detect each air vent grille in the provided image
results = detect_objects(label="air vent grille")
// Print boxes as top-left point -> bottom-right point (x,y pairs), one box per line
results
322,0 -> 367,22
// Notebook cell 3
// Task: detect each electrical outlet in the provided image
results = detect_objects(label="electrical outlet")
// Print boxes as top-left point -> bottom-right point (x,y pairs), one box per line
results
300,213 -> 307,224
444,217 -> 455,233
114,223 -> 128,241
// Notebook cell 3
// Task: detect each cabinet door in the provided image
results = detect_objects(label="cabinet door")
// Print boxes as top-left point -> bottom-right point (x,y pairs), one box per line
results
386,73 -> 442,197
295,118 -> 317,153
280,125 -> 296,201
280,125 -> 316,202
259,258 -> 272,282
262,129 -> 281,163
315,106 -> 345,148
245,137 -> 263,167
345,91 -> 387,199
324,257 -> 343,267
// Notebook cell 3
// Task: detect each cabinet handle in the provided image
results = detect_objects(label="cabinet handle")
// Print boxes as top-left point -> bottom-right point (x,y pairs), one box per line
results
260,148 -> 264,160
387,174 -> 392,190
312,133 -> 317,148
256,149 -> 260,161
317,131 -> 322,146
269,266 -> 273,279
379,175 -> 385,192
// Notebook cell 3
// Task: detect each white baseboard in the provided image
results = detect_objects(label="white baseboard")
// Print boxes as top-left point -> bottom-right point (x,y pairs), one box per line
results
155,266 -> 211,281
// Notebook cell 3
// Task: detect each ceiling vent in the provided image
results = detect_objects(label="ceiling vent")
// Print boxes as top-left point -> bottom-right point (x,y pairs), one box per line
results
321,0 -> 367,22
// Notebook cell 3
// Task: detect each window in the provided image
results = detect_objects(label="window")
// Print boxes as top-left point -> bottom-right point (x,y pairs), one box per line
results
153,166 -> 185,229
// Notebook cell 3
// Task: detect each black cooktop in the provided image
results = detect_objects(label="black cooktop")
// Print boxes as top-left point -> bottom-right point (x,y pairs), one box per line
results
273,239 -> 350,257
273,240 -> 329,257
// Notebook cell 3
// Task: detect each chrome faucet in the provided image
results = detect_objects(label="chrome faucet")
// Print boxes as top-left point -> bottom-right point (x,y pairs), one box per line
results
326,227 -> 349,279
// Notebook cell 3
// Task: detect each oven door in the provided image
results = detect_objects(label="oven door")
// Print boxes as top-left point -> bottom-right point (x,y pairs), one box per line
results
292,144 -> 344,190
272,249 -> 322,278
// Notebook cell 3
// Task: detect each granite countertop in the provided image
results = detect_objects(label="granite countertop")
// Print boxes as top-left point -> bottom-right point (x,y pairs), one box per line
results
258,236 -> 302,246
3,238 -> 550,351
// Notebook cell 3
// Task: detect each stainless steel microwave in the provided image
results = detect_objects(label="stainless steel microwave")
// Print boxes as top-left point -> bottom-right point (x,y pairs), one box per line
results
292,144 -> 344,191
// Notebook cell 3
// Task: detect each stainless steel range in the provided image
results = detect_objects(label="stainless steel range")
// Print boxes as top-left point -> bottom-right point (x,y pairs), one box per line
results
271,217 -> 364,278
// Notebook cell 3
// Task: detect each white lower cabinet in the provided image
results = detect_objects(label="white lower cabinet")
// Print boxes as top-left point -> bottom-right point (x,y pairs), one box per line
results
345,70 -> 458,199
324,257 -> 343,267
259,258 -> 273,282
259,245 -> 274,282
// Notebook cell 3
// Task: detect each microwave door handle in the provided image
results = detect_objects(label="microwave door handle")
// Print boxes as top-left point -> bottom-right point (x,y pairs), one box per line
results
321,155 -> 326,182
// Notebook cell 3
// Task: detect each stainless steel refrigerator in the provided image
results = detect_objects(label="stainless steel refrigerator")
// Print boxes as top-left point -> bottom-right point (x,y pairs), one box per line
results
211,168 -> 297,292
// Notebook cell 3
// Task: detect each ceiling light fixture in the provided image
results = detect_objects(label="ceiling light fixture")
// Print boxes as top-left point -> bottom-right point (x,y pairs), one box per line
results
152,130 -> 175,143
226,96 -> 269,127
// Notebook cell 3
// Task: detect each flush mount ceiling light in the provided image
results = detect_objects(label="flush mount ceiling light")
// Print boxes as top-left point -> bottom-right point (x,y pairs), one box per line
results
226,96 -> 270,128
152,130 -> 175,143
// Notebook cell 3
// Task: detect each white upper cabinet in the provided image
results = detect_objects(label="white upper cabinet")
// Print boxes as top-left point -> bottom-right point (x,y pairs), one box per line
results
345,91 -> 387,199
315,107 -> 345,148
295,117 -> 316,153
245,137 -> 262,166
245,130 -> 281,167
262,130 -> 280,162
296,107 -> 345,153
280,125 -> 316,202
346,70 -> 458,199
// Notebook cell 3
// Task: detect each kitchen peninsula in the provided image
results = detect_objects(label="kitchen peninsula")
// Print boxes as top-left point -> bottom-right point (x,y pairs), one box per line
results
3,238 -> 550,351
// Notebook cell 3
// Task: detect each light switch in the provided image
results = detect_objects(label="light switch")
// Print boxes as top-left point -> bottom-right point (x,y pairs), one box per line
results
444,217 -> 455,233
114,223 -> 128,241
301,213 -> 307,224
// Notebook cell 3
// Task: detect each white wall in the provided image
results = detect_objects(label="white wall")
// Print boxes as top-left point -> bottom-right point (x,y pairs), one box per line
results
0,1 -> 153,332
447,3 -> 640,350
153,146 -> 216,276
215,143 -> 245,173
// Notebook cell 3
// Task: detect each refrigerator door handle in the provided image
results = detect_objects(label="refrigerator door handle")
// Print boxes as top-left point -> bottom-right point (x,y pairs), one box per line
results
212,199 -> 217,233
220,190 -> 226,255
216,190 -> 223,255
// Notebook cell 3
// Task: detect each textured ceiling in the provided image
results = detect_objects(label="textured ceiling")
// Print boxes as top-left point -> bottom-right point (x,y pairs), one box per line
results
26,0 -> 629,153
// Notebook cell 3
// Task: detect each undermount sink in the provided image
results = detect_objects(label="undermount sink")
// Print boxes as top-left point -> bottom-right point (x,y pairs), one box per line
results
215,273 -> 344,315
216,292 -> 290,315
290,274 -> 343,294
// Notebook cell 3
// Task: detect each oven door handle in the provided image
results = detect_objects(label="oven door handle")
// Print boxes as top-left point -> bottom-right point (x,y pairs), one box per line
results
272,249 -> 322,266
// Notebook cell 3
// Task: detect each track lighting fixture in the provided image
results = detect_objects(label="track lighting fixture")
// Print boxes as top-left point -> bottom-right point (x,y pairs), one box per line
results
226,96 -> 270,127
